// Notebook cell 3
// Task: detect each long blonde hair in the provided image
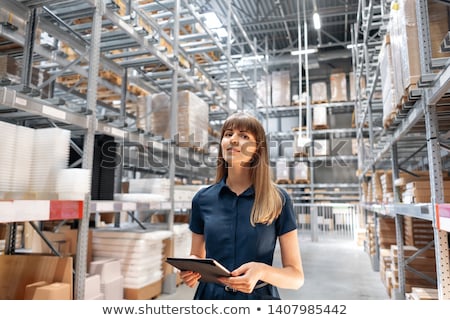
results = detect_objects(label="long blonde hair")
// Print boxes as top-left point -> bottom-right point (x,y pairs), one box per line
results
215,112 -> 283,225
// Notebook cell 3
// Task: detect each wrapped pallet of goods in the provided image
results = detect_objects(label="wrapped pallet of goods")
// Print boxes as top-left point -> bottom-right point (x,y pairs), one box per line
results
293,162 -> 309,184
311,81 -> 328,104
271,70 -> 290,107
256,75 -> 271,108
379,34 -> 399,129
293,130 -> 309,157
329,72 -> 347,102
312,105 -> 328,129
275,158 -> 291,184
150,91 -> 209,149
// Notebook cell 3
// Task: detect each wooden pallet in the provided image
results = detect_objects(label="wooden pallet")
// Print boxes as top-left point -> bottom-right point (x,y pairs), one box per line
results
294,152 -> 308,158
293,179 -> 310,184
275,179 -> 292,184
124,280 -> 163,300
311,100 -> 328,104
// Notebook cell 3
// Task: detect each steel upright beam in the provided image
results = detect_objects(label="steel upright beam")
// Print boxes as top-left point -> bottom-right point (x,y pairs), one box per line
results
424,103 -> 450,300
74,0 -> 104,301
391,143 -> 406,299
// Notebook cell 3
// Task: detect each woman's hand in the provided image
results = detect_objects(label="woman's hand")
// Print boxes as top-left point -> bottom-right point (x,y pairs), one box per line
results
218,262 -> 265,293
179,270 -> 201,288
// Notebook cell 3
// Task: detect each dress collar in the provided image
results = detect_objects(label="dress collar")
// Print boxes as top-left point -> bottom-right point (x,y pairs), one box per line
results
218,176 -> 255,196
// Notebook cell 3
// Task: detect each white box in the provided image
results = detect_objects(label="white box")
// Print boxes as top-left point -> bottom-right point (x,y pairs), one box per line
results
276,159 -> 290,180
313,105 -> 327,128
294,162 -> 309,181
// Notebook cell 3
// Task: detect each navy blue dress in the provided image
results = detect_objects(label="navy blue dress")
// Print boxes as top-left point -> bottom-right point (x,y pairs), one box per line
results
189,177 -> 297,300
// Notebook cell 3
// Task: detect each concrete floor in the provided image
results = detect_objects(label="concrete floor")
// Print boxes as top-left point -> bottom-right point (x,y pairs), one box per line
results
158,234 -> 390,300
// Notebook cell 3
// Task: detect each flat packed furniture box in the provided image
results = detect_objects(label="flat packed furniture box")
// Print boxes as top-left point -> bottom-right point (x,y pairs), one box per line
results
0,255 -> 73,299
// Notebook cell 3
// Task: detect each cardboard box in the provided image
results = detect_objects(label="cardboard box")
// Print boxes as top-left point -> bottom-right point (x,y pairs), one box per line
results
0,255 -> 73,299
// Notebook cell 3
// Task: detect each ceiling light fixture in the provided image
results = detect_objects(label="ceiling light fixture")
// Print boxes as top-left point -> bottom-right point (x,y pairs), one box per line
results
202,12 -> 228,38
313,12 -> 321,30
291,48 -> 318,55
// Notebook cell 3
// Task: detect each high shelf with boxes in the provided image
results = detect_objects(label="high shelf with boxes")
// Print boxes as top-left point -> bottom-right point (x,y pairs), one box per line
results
260,101 -> 362,205
256,63 -> 366,241
353,0 -> 450,299
0,0 -> 264,300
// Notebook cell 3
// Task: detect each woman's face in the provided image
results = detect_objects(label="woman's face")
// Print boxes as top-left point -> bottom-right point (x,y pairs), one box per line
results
221,128 -> 257,167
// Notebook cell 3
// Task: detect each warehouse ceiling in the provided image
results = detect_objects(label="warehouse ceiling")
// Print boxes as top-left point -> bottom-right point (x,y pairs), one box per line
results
197,0 -> 359,74
0,0 -> 368,123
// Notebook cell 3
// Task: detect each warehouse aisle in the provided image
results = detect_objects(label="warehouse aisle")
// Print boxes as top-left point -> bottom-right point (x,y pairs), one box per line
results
158,235 -> 390,300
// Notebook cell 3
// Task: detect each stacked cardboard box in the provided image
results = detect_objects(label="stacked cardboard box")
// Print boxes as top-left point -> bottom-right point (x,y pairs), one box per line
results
379,248 -> 393,297
378,216 -> 397,250
388,0 -> 450,111
389,245 -> 437,293
405,287 -> 439,300
0,255 -> 73,299
402,180 -> 450,204
0,55 -> 51,98
380,171 -> 394,203
403,216 -> 434,247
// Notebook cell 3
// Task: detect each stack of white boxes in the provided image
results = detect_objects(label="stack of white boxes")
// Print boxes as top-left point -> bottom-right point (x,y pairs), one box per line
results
89,258 -> 123,300
84,274 -> 104,300
312,105 -> 328,129
293,162 -> 309,183
92,229 -> 172,297
275,159 -> 290,182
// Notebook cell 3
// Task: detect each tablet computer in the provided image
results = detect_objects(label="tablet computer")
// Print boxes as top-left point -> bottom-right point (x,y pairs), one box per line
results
166,257 -> 231,283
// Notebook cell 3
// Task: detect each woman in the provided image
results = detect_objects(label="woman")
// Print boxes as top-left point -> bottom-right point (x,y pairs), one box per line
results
180,111 -> 304,299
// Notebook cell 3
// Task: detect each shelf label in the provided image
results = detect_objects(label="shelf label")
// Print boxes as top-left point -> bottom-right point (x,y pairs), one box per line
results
15,97 -> 27,106
111,127 -> 125,138
42,105 -> 67,120
436,204 -> 450,232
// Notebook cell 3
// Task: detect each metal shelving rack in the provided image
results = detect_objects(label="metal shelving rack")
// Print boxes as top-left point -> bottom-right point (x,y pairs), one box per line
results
0,0 -> 266,299
259,101 -> 361,204
353,0 -> 450,300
